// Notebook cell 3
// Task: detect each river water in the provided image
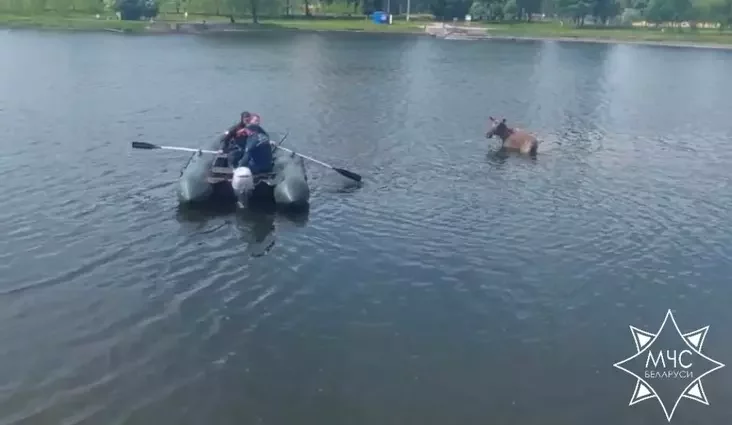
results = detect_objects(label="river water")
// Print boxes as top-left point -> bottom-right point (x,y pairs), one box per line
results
1,29 -> 732,425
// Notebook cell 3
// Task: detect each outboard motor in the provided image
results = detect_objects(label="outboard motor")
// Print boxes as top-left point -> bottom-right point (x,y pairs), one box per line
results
231,166 -> 254,199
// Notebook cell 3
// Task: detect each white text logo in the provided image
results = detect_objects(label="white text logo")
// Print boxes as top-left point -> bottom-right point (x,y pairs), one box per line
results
613,309 -> 725,421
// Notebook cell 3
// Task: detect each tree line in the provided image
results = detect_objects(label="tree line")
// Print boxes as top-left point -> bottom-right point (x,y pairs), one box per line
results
1,0 -> 730,28
464,0 -> 731,27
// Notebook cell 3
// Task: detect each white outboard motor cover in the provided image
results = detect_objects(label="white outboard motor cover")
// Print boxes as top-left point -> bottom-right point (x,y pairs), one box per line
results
231,166 -> 254,195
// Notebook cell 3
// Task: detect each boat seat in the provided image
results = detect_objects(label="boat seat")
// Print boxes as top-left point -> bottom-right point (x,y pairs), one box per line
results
211,167 -> 233,175
207,176 -> 230,184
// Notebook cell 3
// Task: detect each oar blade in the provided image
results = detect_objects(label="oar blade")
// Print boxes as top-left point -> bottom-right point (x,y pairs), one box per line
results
132,142 -> 160,150
335,168 -> 362,182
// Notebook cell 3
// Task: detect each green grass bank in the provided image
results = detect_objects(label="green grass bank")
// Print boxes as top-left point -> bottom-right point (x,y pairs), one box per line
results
2,12 -> 732,48
480,21 -> 732,46
0,12 -> 427,32
0,13 -> 149,31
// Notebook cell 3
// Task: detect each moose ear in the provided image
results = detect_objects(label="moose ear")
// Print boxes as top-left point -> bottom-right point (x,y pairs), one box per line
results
488,116 -> 495,121
501,118 -> 506,124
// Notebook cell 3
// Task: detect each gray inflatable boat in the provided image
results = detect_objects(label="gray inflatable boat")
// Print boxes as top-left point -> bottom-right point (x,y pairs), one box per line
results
177,136 -> 310,210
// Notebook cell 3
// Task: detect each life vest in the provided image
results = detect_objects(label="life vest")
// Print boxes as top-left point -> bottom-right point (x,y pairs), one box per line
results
235,126 -> 254,138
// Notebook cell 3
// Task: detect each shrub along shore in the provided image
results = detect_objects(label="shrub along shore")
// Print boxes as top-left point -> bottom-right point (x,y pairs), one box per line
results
2,12 -> 732,50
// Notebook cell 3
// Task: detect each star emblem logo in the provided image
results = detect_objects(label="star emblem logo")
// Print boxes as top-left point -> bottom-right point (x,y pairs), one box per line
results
613,309 -> 725,422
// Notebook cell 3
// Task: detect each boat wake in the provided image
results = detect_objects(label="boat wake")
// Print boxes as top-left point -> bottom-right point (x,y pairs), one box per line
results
175,202 -> 309,258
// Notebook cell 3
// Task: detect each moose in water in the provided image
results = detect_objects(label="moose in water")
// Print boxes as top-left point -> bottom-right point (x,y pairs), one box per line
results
485,116 -> 540,156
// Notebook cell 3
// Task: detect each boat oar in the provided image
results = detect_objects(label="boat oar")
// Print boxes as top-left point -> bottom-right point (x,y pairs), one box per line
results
131,141 -> 219,154
275,130 -> 289,147
274,146 -> 362,182
132,131 -> 289,155
132,139 -> 362,182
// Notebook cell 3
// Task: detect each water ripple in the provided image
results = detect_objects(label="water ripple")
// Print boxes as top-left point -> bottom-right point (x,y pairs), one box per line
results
2,30 -> 732,425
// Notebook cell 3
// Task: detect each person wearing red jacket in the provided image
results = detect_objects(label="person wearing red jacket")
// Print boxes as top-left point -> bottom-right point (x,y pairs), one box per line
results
221,111 -> 252,151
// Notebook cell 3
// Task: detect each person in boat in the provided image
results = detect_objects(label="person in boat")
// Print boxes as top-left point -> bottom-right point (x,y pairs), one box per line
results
221,111 -> 252,150
227,113 -> 274,175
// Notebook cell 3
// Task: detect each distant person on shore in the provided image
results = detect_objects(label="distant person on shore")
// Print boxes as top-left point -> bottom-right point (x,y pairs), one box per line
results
485,116 -> 540,156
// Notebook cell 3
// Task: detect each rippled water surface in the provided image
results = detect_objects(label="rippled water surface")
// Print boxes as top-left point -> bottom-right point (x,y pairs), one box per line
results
2,29 -> 732,425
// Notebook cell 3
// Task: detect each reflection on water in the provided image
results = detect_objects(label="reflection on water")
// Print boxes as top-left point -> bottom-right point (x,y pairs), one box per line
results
486,149 -> 510,165
485,145 -> 541,166
175,202 -> 310,258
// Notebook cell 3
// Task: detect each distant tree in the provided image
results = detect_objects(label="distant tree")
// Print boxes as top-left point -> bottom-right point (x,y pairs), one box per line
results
645,0 -> 691,23
250,0 -> 257,22
620,6 -> 642,22
466,0 -> 537,20
711,0 -> 732,28
115,0 -> 158,19
469,0 -> 491,18
503,0 -> 518,17
645,0 -> 674,22
517,0 -> 541,20
693,0 -> 732,27
593,0 -> 621,23
490,1 -> 505,17
556,0 -> 593,25
431,0 -> 472,19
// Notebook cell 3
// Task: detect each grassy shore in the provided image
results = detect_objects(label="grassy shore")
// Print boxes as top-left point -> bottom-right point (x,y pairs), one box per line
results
0,13 -> 148,31
0,13 -> 426,33
265,18 -> 424,33
478,21 -> 732,46
2,12 -> 732,47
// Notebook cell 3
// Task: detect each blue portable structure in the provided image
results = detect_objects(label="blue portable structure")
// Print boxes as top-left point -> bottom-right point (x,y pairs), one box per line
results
371,11 -> 388,24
